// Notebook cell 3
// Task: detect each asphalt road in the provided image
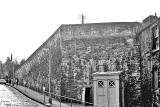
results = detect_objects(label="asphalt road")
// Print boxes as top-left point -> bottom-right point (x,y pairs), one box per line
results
0,84 -> 46,107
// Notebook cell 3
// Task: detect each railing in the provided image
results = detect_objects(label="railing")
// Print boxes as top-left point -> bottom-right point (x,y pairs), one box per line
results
11,81 -> 93,107
44,91 -> 93,107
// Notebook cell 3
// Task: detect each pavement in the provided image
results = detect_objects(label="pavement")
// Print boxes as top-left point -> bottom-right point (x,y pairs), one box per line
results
0,84 -> 46,107
8,84 -> 92,107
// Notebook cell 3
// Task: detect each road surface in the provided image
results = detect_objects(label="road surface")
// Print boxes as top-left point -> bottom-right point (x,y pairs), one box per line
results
0,84 -> 46,107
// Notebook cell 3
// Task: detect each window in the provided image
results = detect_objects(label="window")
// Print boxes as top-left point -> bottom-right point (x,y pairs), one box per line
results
152,25 -> 159,51
98,81 -> 104,87
158,72 -> 160,88
108,80 -> 115,87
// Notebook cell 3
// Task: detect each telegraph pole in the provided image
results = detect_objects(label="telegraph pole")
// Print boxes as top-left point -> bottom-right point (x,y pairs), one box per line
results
79,14 -> 86,24
48,47 -> 52,105
11,54 -> 14,86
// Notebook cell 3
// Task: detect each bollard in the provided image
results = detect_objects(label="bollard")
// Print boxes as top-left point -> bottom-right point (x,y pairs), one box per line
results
44,92 -> 45,104
60,96 -> 61,107
84,102 -> 86,107
71,99 -> 72,107
43,87 -> 46,104
49,97 -> 52,104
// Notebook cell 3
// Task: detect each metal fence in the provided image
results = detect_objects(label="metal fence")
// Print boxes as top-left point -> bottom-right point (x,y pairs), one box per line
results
44,91 -> 93,107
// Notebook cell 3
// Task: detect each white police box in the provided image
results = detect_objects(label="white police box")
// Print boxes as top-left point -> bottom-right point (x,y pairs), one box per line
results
93,71 -> 124,107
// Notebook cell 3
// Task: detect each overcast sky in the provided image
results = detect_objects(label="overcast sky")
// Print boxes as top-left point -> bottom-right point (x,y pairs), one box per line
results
0,0 -> 159,63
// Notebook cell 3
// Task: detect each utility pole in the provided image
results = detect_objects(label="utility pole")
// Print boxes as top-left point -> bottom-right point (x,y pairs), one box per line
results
48,47 -> 52,105
80,14 -> 86,24
11,54 -> 14,86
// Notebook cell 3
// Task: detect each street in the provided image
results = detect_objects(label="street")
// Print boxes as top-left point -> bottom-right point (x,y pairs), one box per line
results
0,84 -> 46,107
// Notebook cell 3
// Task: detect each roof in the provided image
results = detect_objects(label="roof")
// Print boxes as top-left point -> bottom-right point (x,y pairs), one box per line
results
93,71 -> 124,76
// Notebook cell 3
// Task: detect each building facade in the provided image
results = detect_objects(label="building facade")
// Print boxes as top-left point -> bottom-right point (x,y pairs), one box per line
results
136,15 -> 160,107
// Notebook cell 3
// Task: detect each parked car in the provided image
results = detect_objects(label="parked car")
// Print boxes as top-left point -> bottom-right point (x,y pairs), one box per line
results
0,79 -> 6,85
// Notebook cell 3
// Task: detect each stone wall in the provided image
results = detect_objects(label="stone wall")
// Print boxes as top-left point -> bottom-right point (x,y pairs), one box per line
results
61,22 -> 140,41
15,22 -> 142,101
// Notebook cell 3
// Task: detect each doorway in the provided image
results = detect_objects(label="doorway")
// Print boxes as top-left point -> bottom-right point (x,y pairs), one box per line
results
85,87 -> 93,106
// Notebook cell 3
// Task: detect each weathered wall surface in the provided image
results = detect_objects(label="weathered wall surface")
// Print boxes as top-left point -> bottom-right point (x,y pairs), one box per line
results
59,22 -> 142,100
61,22 -> 140,41
139,16 -> 160,107
15,22 -> 142,102
15,27 -> 62,92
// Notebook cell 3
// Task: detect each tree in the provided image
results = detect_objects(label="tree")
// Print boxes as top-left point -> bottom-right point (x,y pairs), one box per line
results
115,59 -> 121,71
0,61 -> 4,78
3,57 -> 12,79
20,59 -> 25,66
124,75 -> 138,107
13,59 -> 21,71
103,63 -> 109,72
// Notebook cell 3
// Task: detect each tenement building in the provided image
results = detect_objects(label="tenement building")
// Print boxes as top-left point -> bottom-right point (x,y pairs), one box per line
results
136,15 -> 160,107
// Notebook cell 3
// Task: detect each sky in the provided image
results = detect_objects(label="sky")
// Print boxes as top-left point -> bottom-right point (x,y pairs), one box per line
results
0,0 -> 160,63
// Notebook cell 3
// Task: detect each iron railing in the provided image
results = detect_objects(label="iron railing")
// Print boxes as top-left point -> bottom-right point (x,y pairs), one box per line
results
44,91 -> 93,107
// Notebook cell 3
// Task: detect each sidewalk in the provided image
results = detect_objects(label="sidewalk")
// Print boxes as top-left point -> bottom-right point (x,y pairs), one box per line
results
10,84 -> 92,107
12,85 -> 69,107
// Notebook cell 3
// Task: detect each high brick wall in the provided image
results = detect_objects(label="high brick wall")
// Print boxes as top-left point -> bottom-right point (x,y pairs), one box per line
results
15,22 -> 142,101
